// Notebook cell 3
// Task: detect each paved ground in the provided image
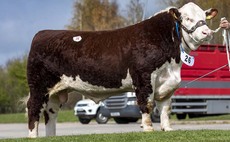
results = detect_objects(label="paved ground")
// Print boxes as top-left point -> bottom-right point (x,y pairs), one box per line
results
1,121 -> 230,139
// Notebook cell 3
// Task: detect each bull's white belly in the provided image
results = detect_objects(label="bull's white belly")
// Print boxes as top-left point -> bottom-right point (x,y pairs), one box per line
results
151,59 -> 182,101
48,70 -> 133,102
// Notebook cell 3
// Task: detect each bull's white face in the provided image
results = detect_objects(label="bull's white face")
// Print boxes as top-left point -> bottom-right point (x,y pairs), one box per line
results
179,2 -> 217,51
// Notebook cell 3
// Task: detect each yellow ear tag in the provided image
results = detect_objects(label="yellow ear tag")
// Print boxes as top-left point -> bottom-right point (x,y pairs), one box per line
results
206,15 -> 212,20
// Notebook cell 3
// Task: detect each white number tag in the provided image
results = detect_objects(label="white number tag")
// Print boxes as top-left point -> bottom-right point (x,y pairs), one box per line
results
180,48 -> 195,66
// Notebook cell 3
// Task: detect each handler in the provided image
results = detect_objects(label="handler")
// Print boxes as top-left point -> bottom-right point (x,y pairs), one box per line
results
220,19 -> 230,29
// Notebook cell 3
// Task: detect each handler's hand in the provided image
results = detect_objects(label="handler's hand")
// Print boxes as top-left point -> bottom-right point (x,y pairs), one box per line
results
220,19 -> 230,29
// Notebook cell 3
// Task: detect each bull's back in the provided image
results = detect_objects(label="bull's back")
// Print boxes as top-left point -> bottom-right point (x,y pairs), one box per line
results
28,29 -> 133,89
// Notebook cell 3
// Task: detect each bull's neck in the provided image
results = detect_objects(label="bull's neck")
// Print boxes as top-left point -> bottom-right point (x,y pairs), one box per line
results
181,37 -> 192,54
181,37 -> 198,54
180,37 -> 192,67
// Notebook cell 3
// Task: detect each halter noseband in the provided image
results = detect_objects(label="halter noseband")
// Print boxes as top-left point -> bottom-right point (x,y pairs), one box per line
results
181,20 -> 207,34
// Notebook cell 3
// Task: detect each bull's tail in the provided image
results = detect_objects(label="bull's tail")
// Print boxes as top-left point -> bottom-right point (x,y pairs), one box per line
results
19,92 -> 30,117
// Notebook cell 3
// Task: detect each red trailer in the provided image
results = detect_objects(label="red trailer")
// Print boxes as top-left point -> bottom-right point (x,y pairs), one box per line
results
172,44 -> 230,119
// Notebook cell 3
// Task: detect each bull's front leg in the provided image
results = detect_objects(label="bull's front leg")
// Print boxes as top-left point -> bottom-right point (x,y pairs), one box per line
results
156,98 -> 173,131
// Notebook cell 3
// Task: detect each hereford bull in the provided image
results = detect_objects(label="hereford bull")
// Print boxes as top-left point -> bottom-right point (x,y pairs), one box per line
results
26,2 -> 217,138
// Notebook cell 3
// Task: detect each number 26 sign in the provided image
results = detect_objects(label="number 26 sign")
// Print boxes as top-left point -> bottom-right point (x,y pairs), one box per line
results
180,49 -> 195,66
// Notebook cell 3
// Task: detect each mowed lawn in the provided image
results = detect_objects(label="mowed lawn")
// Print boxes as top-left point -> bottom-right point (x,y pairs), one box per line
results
2,130 -> 230,142
1,111 -> 230,141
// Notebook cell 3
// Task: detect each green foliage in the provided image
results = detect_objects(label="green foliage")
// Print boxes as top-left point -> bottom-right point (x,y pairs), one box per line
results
0,55 -> 28,113
0,67 -> 10,113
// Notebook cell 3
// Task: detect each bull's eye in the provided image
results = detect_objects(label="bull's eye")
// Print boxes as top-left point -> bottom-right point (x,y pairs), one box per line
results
186,17 -> 194,23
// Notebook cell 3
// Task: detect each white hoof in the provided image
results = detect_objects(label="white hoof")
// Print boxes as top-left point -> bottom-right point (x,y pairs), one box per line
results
28,132 -> 38,138
143,126 -> 154,132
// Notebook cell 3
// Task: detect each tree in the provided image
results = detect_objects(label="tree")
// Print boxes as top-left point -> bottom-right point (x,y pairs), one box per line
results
0,55 -> 29,113
126,0 -> 144,25
7,55 -> 28,112
67,0 -> 126,31
0,67 -> 10,113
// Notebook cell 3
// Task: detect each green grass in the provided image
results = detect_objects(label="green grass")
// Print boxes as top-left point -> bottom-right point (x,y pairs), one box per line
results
0,112 -> 27,123
0,110 -> 78,123
2,130 -> 230,142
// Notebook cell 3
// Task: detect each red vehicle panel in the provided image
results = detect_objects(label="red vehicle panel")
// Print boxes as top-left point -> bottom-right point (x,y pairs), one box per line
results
172,45 -> 230,119
175,44 -> 230,96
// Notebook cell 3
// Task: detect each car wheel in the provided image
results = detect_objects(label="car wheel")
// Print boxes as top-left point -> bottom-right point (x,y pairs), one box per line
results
114,118 -> 129,124
78,117 -> 91,124
96,109 -> 109,124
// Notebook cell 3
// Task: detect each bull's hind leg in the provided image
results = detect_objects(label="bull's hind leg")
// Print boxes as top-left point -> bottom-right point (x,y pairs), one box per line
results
156,98 -> 173,131
44,91 -> 68,136
141,99 -> 154,132
134,73 -> 154,132
44,96 -> 59,136
27,91 -> 47,138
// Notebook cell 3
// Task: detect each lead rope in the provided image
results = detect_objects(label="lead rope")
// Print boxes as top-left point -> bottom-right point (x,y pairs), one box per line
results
222,18 -> 230,71
183,18 -> 230,88
183,64 -> 228,88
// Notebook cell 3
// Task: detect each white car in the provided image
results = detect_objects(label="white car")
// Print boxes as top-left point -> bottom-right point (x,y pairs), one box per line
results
74,99 -> 109,124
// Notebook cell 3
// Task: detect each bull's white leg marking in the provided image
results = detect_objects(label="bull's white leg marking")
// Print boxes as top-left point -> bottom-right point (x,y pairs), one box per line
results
156,99 -> 173,131
141,113 -> 154,132
28,121 -> 39,138
45,97 -> 60,137
45,113 -> 57,137
27,102 -> 46,138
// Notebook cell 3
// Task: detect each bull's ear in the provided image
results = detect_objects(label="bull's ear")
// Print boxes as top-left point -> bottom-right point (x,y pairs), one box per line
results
205,8 -> 218,20
169,8 -> 181,21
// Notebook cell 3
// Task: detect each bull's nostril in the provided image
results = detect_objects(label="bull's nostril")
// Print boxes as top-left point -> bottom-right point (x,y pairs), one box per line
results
202,31 -> 207,35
